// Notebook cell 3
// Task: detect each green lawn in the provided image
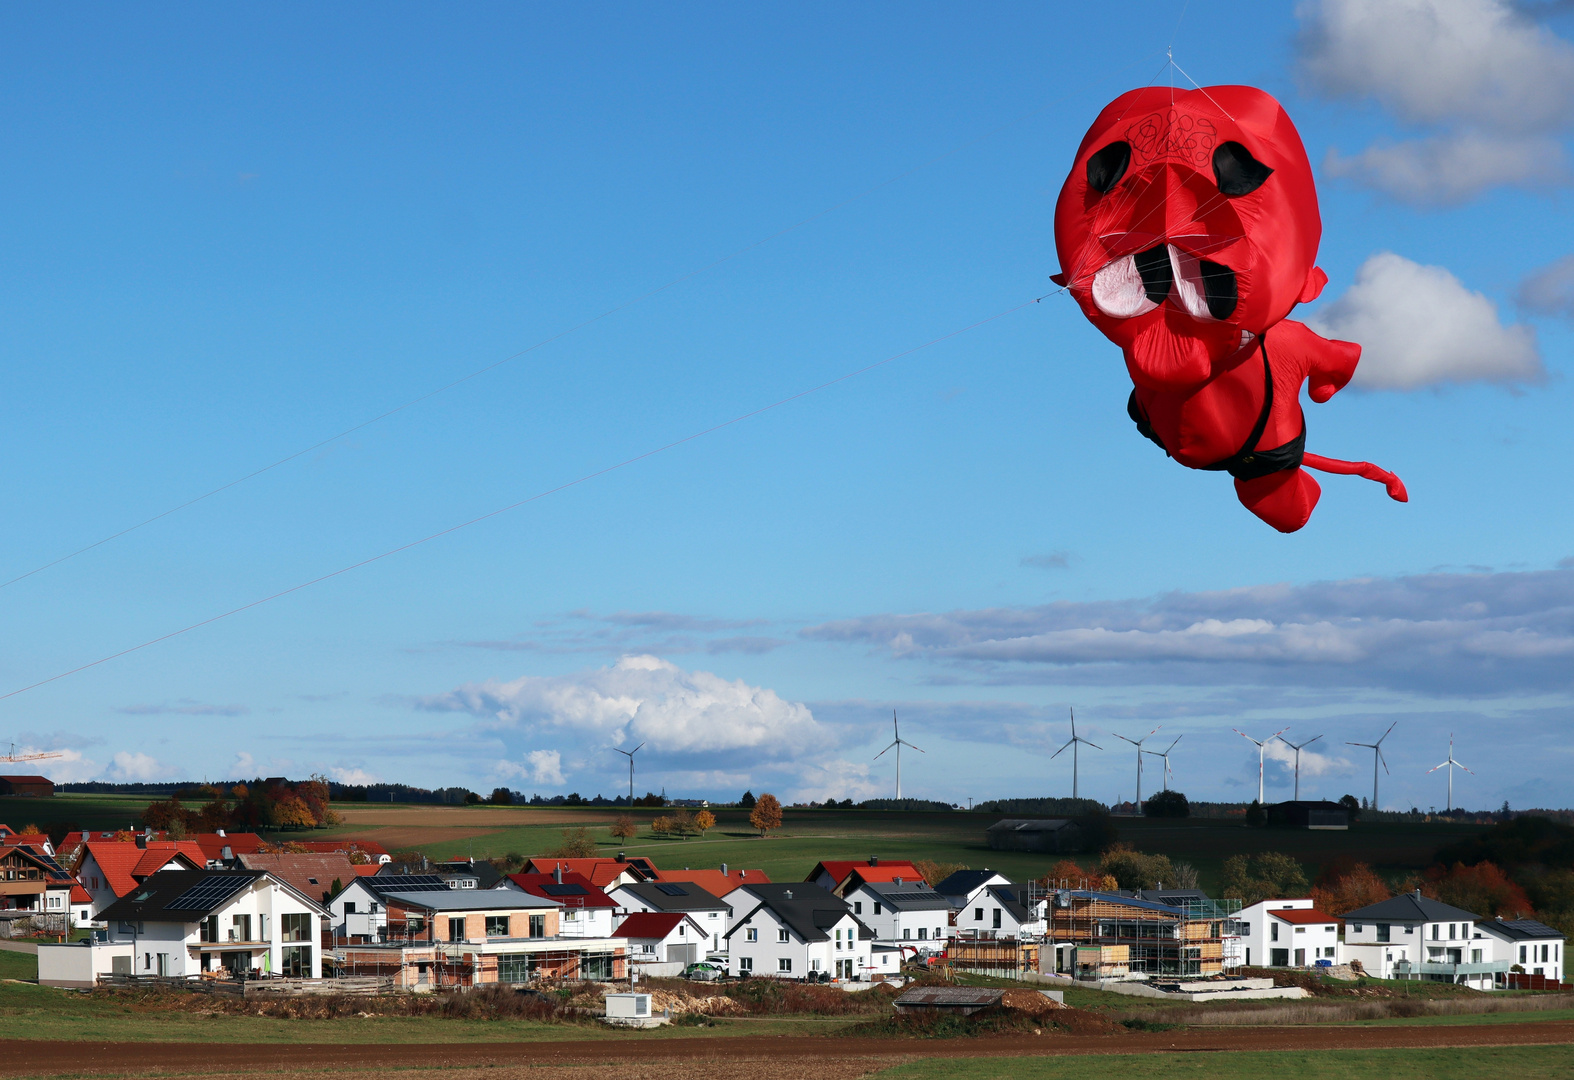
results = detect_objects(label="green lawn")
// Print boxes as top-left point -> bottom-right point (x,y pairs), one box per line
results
875,1046 -> 1574,1080
0,950 -> 38,982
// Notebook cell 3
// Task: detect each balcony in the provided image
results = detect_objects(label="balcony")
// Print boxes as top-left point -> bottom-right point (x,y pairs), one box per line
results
1394,959 -> 1510,979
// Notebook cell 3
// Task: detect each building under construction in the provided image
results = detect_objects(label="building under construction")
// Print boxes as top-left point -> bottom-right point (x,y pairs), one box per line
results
1043,891 -> 1238,978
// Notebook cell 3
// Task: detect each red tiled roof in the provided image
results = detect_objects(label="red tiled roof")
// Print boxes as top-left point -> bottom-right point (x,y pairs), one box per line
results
614,911 -> 687,939
508,872 -> 617,908
526,858 -> 653,888
352,864 -> 383,877
657,868 -> 770,895
807,859 -> 920,886
0,833 -> 49,848
1270,907 -> 1337,925
70,884 -> 91,903
83,841 -> 205,897
842,866 -> 926,888
237,852 -> 359,902
189,833 -> 265,860
0,775 -> 51,784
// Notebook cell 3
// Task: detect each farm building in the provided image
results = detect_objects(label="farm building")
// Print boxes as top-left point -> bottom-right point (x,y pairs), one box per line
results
0,776 -> 53,798
985,818 -> 1083,853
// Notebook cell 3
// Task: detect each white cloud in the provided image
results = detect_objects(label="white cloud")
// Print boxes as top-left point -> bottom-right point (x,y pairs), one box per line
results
1298,0 -> 1574,202
107,751 -> 171,782
1323,134 -> 1571,205
498,750 -> 566,787
422,654 -> 824,756
1307,252 -> 1542,389
1262,738 -> 1352,779
231,751 -> 255,777
329,766 -> 380,786
23,748 -> 100,783
1518,254 -> 1574,318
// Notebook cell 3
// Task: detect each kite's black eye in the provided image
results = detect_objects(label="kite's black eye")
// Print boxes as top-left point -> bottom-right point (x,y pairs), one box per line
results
1087,141 -> 1132,194
1212,141 -> 1273,196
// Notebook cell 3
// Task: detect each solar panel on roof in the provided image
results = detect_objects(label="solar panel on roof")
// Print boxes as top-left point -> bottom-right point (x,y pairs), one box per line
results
541,883 -> 588,896
167,875 -> 250,910
654,883 -> 689,896
886,892 -> 943,903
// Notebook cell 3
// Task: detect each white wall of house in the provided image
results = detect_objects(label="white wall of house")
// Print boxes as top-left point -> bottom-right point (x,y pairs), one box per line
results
105,877 -> 326,979
1483,933 -> 1563,981
1344,912 -> 1501,989
556,904 -> 615,938
75,850 -> 192,921
621,914 -> 710,966
726,906 -> 871,980
948,885 -> 1044,939
845,886 -> 948,945
606,886 -> 728,952
1235,899 -> 1340,969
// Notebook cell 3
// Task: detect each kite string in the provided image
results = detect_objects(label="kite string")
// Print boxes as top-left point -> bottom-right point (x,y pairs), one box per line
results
0,291 -> 1052,705
0,47 -> 1169,597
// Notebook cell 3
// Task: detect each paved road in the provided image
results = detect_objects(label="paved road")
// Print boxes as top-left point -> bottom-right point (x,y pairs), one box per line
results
0,939 -> 39,954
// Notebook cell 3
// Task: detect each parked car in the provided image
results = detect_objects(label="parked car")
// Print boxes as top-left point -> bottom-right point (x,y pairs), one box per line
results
683,962 -> 725,982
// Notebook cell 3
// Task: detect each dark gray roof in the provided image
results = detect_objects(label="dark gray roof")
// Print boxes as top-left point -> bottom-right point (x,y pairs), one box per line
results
432,860 -> 506,889
985,884 -> 1039,923
1066,890 -> 1183,914
731,882 -> 843,907
725,896 -> 873,943
99,870 -> 265,923
934,870 -> 1009,897
1342,892 -> 1481,923
1479,918 -> 1563,941
861,882 -> 951,911
617,880 -> 728,912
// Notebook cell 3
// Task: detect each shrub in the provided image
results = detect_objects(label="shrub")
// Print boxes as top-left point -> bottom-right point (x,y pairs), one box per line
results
1221,852 -> 1309,905
1143,790 -> 1189,818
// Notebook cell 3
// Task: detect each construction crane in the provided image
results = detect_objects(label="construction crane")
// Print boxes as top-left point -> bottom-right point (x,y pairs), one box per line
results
2,742 -> 63,763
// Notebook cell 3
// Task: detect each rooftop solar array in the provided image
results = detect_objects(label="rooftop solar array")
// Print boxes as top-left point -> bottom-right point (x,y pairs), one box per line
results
166,874 -> 251,910
541,883 -> 588,896
654,883 -> 689,896
884,891 -> 946,903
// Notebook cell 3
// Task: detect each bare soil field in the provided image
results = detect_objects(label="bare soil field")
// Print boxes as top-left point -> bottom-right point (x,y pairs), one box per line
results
331,806 -> 618,828
5,1019 -> 1573,1077
327,825 -> 505,850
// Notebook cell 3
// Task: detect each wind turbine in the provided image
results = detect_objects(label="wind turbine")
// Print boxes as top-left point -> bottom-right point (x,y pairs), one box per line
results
1277,733 -> 1323,801
1234,727 -> 1290,805
1113,727 -> 1160,811
1050,707 -> 1101,800
609,743 -> 644,805
1345,722 -> 1396,812
1426,734 -> 1473,812
1143,735 -> 1182,792
874,711 -> 924,800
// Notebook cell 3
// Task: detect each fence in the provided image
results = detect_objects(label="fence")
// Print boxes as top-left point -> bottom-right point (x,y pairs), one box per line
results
95,974 -> 395,997
1505,972 -> 1567,991
0,913 -> 68,938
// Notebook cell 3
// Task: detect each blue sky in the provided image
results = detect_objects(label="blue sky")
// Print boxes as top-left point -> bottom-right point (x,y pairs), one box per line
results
1,2 -> 1571,811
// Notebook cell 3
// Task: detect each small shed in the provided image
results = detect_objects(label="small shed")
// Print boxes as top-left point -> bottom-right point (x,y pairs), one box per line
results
1266,801 -> 1349,830
603,992 -> 668,1028
893,986 -> 1004,1016
985,818 -> 1083,853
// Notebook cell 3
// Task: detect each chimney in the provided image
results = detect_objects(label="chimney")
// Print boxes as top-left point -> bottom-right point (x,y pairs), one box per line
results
216,829 -> 226,837
554,865 -> 563,885
617,852 -> 626,863
136,830 -> 148,849
784,889 -> 793,900
221,846 -> 234,862
869,857 -> 878,866
721,863 -> 728,877
1415,888 -> 1422,899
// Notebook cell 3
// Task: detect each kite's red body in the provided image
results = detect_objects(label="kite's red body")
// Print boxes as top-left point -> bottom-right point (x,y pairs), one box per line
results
1052,85 -> 1405,532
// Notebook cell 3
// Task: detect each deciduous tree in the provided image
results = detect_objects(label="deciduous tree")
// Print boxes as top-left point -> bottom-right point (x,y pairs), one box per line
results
1221,852 -> 1309,906
693,810 -> 716,836
749,793 -> 782,837
610,815 -> 638,842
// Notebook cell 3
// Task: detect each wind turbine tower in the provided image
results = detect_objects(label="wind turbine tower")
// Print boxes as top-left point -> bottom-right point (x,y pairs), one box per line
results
1234,727 -> 1290,805
1277,733 -> 1323,801
610,743 -> 644,805
874,711 -> 924,800
1113,727 -> 1160,811
1345,722 -> 1396,812
1050,707 -> 1101,800
1143,735 -> 1182,792
1427,734 -> 1473,812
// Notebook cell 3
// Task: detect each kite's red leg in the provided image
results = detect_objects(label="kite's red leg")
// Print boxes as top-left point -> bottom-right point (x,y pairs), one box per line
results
1302,453 -> 1409,502
1235,468 -> 1322,533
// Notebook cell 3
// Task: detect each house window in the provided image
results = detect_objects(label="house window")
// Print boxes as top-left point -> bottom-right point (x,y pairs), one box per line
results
853,902 -> 862,915
1521,946 -> 1529,963
778,958 -> 792,973
1352,924 -> 1363,933
281,913 -> 311,943
1377,924 -> 1390,943
448,917 -> 466,942
1294,927 -> 1306,934
486,916 -> 510,938
746,928 -> 758,942
738,957 -> 753,972
344,902 -> 356,914
874,902 -> 882,915
280,945 -> 311,977
232,915 -> 252,942
1432,925 -> 1440,940
529,914 -> 546,938
1271,923 -> 1279,942
903,928 -> 911,940
918,928 -> 927,940
1449,924 -> 1457,940
1472,949 -> 1482,964
993,909 -> 1001,930
496,954 -> 533,984
778,928 -> 790,942
199,915 -> 219,943
974,908 -> 983,922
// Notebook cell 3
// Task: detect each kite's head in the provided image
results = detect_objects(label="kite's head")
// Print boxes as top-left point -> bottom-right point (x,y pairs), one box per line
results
1053,86 -> 1325,392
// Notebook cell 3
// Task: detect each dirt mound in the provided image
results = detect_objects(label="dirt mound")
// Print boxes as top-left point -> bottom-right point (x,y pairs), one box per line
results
998,989 -> 1067,1016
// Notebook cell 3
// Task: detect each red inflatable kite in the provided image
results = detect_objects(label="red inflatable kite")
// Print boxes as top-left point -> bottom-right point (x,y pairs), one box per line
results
1052,85 -> 1406,532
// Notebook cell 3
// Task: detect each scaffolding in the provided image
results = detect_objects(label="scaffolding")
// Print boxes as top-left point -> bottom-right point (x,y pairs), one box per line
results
1044,892 -> 1238,978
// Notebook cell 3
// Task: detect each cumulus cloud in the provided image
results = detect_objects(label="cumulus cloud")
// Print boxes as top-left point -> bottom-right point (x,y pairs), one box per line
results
1323,133 -> 1571,205
1262,737 -> 1352,779
1299,0 -> 1574,202
107,751 -> 171,782
422,655 -> 824,757
803,566 -> 1574,694
1518,254 -> 1574,318
498,750 -> 565,786
1307,253 -> 1542,388
231,751 -> 256,777
329,766 -> 381,786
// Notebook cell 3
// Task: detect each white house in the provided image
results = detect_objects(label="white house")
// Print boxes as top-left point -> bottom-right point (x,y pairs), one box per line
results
503,871 -> 618,938
607,881 -> 729,954
327,873 -> 453,943
845,880 -> 951,946
1342,890 -> 1511,989
73,840 -> 206,923
1477,918 -> 1564,986
615,911 -> 711,968
949,882 -> 1045,940
932,869 -> 1012,911
1236,899 -> 1340,968
93,868 -> 328,980
725,888 -> 875,981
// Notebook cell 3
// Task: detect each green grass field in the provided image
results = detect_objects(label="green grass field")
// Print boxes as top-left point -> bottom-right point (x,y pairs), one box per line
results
0,949 -> 38,982
8,795 -> 1489,892
874,1046 -> 1574,1080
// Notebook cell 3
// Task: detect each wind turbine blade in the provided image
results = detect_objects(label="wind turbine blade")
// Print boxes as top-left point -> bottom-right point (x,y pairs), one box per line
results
873,742 -> 896,761
1305,735 -> 1322,748
1376,721 -> 1397,746
906,742 -> 926,754
1426,762 -> 1448,774
1457,760 -> 1474,774
1166,735 -> 1182,752
1378,748 -> 1390,774
632,742 -> 645,754
1232,728 -> 1263,747
1051,739 -> 1075,759
1083,740 -> 1103,751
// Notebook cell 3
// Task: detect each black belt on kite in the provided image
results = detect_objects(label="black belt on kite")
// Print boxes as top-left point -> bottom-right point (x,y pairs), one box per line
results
1127,330 -> 1306,482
